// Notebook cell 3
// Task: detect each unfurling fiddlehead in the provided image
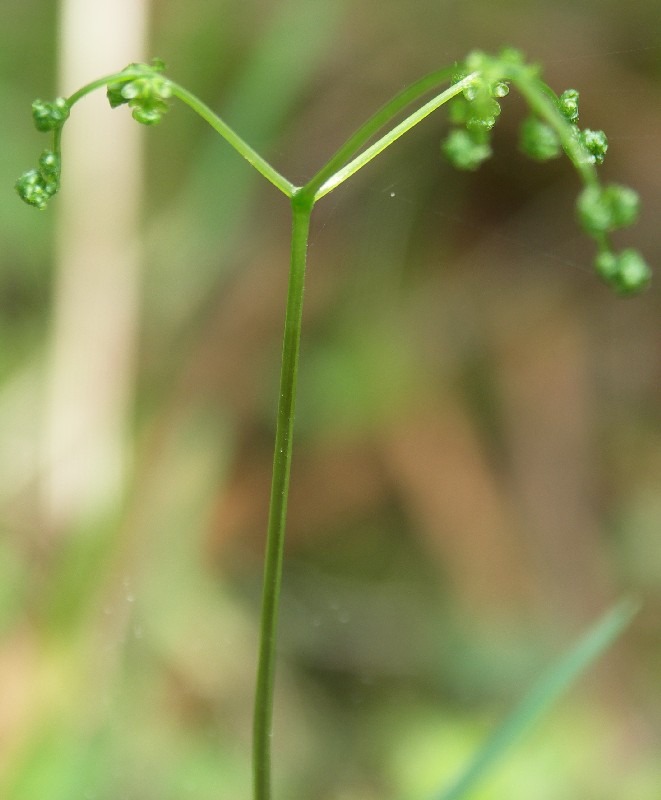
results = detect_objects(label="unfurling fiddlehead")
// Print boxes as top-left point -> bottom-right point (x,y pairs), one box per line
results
14,98 -> 68,210
441,48 -> 650,294
15,149 -> 62,211
106,59 -> 172,125
15,49 -> 650,293
15,59 -> 171,211
14,47 -> 651,800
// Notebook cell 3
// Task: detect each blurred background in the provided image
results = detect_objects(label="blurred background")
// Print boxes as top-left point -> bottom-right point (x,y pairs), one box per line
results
1,0 -> 660,798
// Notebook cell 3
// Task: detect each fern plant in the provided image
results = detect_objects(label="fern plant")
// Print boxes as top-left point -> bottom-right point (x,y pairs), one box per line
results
16,48 -> 648,800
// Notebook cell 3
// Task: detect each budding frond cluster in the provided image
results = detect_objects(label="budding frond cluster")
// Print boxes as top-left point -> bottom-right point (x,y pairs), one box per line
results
13,51 -> 651,294
107,59 -> 172,125
441,49 -> 650,294
15,150 -> 61,210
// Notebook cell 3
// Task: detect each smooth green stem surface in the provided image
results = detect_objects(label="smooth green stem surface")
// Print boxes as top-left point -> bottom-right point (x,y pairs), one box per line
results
51,59 -> 625,800
249,71 -> 476,800
313,72 -> 478,200
253,190 -> 314,800
53,127 -> 63,157
65,71 -> 295,198
169,81 -> 296,197
305,65 -> 455,198
66,70 -> 135,106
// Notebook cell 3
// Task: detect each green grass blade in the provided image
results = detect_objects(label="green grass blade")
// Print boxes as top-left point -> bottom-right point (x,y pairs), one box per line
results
433,598 -> 639,800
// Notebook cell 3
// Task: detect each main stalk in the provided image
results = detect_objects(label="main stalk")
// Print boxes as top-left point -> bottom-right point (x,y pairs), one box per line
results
252,190 -> 314,800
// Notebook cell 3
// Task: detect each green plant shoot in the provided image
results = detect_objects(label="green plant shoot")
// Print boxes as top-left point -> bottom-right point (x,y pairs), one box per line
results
15,48 -> 650,800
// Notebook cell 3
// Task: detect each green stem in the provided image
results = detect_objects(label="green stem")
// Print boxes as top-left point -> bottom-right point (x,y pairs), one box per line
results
305,66 -> 455,198
312,72 -> 478,200
509,70 -> 599,188
507,70 -> 610,252
253,189 -> 314,800
47,56 -> 634,800
250,70 -> 475,800
65,71 -> 295,198
169,81 -> 296,197
66,70 -> 138,106
53,127 -> 63,157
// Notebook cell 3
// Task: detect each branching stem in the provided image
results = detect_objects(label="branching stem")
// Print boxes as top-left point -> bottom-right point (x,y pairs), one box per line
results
304,65 -> 456,198
16,50 -> 649,800
312,72 -> 478,200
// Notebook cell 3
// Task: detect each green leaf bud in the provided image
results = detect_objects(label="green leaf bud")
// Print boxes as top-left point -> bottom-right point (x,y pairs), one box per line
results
442,129 -> 492,171
131,100 -> 170,125
451,52 -> 515,140
577,184 -> 640,235
613,249 -> 652,293
32,97 -> 70,132
520,117 -> 561,160
594,251 -> 619,282
15,169 -> 48,209
16,169 -> 53,210
558,89 -> 579,123
595,249 -> 651,294
465,97 -> 501,132
464,49 -> 531,86
450,88 -> 501,133
107,60 -> 172,126
15,149 -> 61,210
579,128 -> 608,165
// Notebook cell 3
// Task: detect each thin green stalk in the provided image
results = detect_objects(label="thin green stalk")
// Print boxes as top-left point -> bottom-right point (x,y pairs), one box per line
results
304,65 -> 456,198
15,49 -> 650,800
508,70 -> 599,188
253,189 -> 314,800
313,72 -> 478,200
168,81 -> 296,197
66,70 -> 141,106
53,127 -> 63,157
64,69 -> 295,197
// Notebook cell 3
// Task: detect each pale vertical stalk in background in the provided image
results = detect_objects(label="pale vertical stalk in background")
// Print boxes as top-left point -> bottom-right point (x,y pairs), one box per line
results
45,0 -> 149,530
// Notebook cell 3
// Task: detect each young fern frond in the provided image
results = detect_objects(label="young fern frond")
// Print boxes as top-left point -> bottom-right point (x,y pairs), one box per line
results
15,47 -> 649,800
439,49 -> 649,293
16,49 -> 651,292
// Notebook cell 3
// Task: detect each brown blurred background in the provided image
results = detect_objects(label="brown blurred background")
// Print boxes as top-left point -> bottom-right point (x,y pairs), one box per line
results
1,0 -> 660,798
